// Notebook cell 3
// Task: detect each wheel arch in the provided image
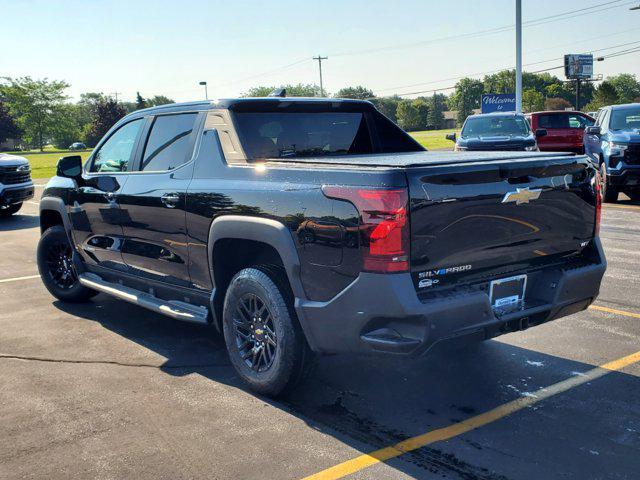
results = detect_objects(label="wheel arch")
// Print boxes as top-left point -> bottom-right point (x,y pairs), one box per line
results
207,216 -> 315,347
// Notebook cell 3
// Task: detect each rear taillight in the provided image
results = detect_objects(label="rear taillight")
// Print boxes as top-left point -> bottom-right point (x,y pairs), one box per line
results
322,186 -> 409,273
594,172 -> 602,235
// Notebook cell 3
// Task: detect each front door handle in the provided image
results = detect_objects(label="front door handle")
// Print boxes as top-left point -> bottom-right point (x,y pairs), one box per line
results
161,193 -> 180,208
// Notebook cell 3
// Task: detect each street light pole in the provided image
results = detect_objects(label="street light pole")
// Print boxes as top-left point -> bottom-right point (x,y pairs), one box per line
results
515,0 -> 523,113
313,55 -> 328,97
199,81 -> 208,100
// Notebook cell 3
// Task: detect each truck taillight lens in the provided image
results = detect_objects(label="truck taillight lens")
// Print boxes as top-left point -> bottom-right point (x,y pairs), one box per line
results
322,186 -> 409,273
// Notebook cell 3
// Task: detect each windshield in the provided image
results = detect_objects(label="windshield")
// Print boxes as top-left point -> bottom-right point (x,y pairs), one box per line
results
609,107 -> 640,131
233,110 -> 423,160
461,115 -> 531,137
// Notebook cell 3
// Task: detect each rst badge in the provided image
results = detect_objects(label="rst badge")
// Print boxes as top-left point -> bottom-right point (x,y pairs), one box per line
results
502,187 -> 542,205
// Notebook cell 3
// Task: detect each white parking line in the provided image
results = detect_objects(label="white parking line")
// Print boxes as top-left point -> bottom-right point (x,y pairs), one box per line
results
0,274 -> 40,284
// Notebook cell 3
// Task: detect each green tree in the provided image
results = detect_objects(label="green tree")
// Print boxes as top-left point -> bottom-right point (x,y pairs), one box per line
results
51,104 -> 83,149
147,95 -> 174,107
0,77 -> 69,151
85,98 -> 126,147
584,81 -> 618,110
396,100 -> 422,131
243,84 -> 322,97
607,74 -> 640,104
450,78 -> 483,126
522,88 -> 545,113
370,96 -> 401,123
411,98 -> 429,130
0,100 -> 22,145
483,70 -> 515,94
426,93 -> 446,130
334,86 -> 374,100
77,92 -> 105,126
544,97 -> 572,111
135,92 -> 148,110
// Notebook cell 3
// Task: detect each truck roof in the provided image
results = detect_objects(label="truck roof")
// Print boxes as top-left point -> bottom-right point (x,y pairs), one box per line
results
133,97 -> 373,116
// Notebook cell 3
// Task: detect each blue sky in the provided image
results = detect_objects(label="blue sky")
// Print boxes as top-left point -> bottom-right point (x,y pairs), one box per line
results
2,0 -> 639,102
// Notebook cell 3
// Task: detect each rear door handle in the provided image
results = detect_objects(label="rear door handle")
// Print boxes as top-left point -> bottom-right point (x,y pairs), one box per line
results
161,193 -> 180,208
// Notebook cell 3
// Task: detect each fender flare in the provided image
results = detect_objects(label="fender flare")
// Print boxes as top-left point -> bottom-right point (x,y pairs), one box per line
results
39,196 -> 72,238
207,215 -> 318,348
207,215 -> 306,300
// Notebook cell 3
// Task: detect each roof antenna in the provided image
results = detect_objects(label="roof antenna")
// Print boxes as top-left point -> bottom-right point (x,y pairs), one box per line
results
268,88 -> 286,98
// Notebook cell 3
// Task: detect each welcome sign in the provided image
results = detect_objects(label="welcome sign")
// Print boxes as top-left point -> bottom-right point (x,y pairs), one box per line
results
481,94 -> 516,113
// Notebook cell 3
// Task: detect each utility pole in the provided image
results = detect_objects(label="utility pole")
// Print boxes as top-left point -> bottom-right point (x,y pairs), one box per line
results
313,55 -> 328,97
515,0 -> 523,113
575,78 -> 581,111
109,92 -> 121,102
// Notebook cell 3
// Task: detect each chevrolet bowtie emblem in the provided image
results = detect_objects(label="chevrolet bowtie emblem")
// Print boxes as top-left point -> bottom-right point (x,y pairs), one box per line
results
502,187 -> 542,205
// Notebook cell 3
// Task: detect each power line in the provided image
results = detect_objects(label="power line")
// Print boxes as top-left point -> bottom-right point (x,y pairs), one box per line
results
373,38 -> 640,95
384,45 -> 640,98
330,0 -> 633,58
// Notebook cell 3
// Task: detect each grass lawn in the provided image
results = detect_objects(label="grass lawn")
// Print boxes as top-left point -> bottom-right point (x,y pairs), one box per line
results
6,149 -> 93,180
409,128 -> 459,150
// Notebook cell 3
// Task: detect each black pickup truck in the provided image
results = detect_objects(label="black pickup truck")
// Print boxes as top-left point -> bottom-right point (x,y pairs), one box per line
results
38,98 -> 606,396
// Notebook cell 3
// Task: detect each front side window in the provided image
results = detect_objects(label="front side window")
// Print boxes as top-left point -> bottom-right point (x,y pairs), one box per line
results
461,115 -> 530,137
609,107 -> 640,131
568,114 -> 593,129
90,119 -> 143,173
141,113 -> 198,171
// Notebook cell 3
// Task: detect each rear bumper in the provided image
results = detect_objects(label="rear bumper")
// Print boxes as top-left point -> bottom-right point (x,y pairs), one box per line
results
0,182 -> 34,206
296,238 -> 606,355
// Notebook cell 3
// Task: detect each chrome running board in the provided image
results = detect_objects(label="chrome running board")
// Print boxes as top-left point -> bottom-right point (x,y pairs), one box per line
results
78,273 -> 209,324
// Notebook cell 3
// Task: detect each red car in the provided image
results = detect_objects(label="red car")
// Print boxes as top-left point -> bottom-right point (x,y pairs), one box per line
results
526,111 -> 595,153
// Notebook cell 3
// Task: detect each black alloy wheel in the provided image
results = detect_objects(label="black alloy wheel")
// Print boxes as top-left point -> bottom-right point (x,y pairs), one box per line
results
233,292 -> 278,372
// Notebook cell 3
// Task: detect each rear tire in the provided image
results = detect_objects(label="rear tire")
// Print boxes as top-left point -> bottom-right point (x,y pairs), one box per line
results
600,162 -> 618,203
0,202 -> 22,218
222,267 -> 309,397
37,225 -> 97,302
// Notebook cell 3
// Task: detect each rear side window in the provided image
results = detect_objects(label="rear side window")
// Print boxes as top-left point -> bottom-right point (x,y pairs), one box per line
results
141,113 -> 197,171
234,112 -> 373,159
537,113 -> 569,129
233,110 -> 422,160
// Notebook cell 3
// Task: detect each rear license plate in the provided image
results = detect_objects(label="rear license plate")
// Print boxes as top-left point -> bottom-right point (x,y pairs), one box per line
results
490,274 -> 527,313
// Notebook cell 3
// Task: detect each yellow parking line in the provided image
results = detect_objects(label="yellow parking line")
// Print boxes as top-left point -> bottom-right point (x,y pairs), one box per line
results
0,274 -> 40,284
590,304 -> 640,319
301,348 -> 640,480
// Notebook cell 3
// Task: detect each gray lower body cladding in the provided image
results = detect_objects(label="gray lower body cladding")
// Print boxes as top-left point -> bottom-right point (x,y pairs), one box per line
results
296,239 -> 606,356
1,183 -> 34,206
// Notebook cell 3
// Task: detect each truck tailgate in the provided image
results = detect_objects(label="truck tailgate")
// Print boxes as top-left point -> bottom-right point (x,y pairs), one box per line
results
408,155 -> 598,289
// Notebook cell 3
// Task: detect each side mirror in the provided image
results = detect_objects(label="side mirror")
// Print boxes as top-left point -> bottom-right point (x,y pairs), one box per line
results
585,126 -> 601,136
535,129 -> 547,138
56,155 -> 83,179
445,133 -> 457,142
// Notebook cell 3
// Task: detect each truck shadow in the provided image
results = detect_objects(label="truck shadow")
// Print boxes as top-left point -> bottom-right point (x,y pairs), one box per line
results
53,296 -> 640,480
0,214 -> 40,231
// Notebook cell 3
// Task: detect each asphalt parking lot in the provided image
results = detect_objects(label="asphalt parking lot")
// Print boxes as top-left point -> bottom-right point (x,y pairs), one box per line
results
1,185 -> 639,480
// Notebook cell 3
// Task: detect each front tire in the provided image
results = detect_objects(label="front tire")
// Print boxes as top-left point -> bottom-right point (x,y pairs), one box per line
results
0,202 -> 22,218
222,267 -> 308,397
37,225 -> 97,302
600,162 -> 619,203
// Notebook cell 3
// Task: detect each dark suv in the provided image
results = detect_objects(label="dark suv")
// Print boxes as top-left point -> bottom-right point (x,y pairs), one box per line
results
446,112 -> 546,152
38,98 -> 605,396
